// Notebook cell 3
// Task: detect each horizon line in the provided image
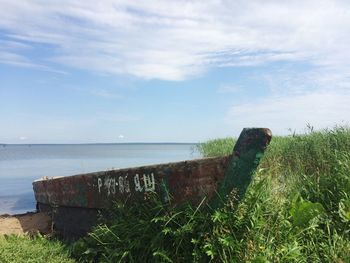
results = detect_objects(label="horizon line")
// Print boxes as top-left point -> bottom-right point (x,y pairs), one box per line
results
0,142 -> 199,146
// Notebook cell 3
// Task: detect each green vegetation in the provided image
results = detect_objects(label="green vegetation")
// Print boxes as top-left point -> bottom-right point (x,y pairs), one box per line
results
71,194 -> 211,262
72,126 -> 350,262
2,126 -> 349,262
196,137 -> 236,157
0,234 -> 74,263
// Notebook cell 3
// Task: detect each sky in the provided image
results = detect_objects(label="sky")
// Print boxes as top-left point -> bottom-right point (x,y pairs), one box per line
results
1,0 -> 350,143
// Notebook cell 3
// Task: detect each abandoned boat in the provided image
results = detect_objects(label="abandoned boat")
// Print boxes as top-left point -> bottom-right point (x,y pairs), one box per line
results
32,128 -> 272,238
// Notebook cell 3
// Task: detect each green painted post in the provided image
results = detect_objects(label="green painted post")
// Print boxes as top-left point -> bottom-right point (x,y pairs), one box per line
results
209,128 -> 272,210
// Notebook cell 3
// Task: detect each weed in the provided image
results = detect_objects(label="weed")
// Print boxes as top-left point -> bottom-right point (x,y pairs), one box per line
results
3,126 -> 349,262
71,126 -> 350,262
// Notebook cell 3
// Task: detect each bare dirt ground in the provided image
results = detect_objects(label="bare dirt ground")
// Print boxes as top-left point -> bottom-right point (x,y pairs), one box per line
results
0,212 -> 52,235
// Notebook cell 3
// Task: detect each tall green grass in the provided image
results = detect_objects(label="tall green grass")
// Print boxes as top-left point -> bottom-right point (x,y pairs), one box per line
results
72,126 -> 350,262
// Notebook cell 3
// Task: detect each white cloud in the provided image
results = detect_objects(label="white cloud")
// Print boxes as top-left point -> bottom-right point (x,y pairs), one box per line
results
225,90 -> 350,135
0,39 -> 67,74
1,1 -> 350,139
0,0 -> 350,81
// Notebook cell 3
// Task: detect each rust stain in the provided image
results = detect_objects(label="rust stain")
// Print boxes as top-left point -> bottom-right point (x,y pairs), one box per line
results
33,155 -> 230,208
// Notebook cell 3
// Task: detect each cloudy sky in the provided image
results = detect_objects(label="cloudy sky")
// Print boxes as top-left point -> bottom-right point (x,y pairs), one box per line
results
1,0 -> 350,143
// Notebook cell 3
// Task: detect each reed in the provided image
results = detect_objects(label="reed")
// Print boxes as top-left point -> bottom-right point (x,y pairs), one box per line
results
71,126 -> 350,262
5,126 -> 347,262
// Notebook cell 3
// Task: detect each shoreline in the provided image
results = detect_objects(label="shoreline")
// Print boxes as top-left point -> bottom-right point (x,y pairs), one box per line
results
0,212 -> 51,236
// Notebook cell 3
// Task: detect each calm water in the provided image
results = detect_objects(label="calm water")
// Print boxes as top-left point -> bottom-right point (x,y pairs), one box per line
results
0,143 -> 199,215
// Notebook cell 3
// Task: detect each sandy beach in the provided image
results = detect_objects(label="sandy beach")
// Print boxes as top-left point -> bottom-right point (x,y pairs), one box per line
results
0,212 -> 51,236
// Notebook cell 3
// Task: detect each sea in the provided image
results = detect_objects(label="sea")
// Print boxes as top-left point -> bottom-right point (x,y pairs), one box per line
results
0,143 -> 199,215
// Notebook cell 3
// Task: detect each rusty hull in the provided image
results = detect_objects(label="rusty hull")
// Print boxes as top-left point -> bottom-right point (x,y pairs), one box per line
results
33,155 -> 231,209
33,128 -> 272,238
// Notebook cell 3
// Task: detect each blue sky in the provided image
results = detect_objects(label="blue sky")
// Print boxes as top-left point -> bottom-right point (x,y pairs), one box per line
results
1,0 -> 350,143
